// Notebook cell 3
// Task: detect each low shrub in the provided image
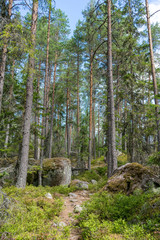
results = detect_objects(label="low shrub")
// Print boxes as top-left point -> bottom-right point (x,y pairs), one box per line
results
78,190 -> 159,239
148,152 -> 160,166
0,185 -> 71,239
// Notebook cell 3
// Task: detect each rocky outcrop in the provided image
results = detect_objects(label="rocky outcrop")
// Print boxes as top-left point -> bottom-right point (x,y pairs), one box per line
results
0,164 -> 16,187
0,189 -> 10,226
42,158 -> 71,186
104,163 -> 160,194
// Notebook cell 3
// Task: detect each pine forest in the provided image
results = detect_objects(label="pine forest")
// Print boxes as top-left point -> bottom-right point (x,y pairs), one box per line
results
0,0 -> 160,239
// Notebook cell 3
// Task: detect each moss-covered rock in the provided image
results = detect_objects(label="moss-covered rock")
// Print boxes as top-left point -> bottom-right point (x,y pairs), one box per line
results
104,163 -> 160,194
42,158 -> 71,187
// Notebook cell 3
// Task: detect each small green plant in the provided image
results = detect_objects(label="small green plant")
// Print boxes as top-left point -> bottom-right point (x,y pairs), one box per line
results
0,171 -> 9,178
148,152 -> 160,166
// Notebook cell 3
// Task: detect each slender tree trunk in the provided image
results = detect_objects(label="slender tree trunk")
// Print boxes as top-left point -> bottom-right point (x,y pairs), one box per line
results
145,0 -> 160,151
92,95 -> 96,159
48,53 -> 58,158
4,59 -> 15,155
0,44 -> 7,114
77,53 -> 81,167
16,0 -> 38,188
46,64 -> 52,137
88,49 -> 93,170
39,7 -> 51,185
34,61 -> 41,160
69,99 -> 72,154
98,103 -> 100,158
66,79 -> 70,158
4,124 -> 10,150
107,0 -> 117,177
0,0 -> 13,114
44,7 -> 51,137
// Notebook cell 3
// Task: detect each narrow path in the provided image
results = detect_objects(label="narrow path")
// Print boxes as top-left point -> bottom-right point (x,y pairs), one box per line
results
59,190 -> 90,240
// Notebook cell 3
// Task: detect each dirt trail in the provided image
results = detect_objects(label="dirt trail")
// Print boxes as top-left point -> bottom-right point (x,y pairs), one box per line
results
59,190 -> 90,240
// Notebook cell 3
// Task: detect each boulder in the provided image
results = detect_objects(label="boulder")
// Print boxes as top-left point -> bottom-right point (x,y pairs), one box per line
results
0,164 -> 16,187
104,163 -> 160,194
42,158 -> 71,186
70,179 -> 89,189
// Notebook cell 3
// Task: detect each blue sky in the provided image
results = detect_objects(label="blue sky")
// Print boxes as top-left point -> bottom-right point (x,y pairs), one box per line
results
55,0 -> 90,35
55,0 -> 160,35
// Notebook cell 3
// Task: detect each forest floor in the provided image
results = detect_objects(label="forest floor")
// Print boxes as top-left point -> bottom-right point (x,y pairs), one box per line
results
58,190 -> 90,240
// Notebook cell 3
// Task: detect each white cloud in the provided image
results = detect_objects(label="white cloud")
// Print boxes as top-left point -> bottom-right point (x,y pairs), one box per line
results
149,3 -> 160,24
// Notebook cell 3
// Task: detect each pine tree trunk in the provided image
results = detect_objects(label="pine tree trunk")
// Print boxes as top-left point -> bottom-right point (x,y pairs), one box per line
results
16,0 -> 38,188
145,0 -> 160,151
98,103 -> 100,158
77,53 -> 81,167
4,59 -> 15,156
66,77 -> 70,158
44,7 -> 51,137
48,53 -> 58,158
88,49 -> 93,170
92,95 -> 96,159
34,61 -> 41,160
0,0 -> 13,114
69,94 -> 72,154
0,44 -> 7,114
39,7 -> 51,185
46,64 -> 52,137
107,0 -> 117,177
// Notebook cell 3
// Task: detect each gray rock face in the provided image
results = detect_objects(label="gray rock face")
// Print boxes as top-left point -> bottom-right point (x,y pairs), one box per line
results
42,158 -> 71,187
104,162 -> 160,194
70,179 -> 89,189
0,164 -> 16,187
0,189 -> 10,226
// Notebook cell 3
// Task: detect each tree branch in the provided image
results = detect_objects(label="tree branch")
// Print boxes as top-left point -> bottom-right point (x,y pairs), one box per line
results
150,9 -> 160,18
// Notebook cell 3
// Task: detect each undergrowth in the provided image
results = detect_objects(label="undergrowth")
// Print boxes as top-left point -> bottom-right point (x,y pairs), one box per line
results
78,190 -> 160,239
0,185 -> 74,239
